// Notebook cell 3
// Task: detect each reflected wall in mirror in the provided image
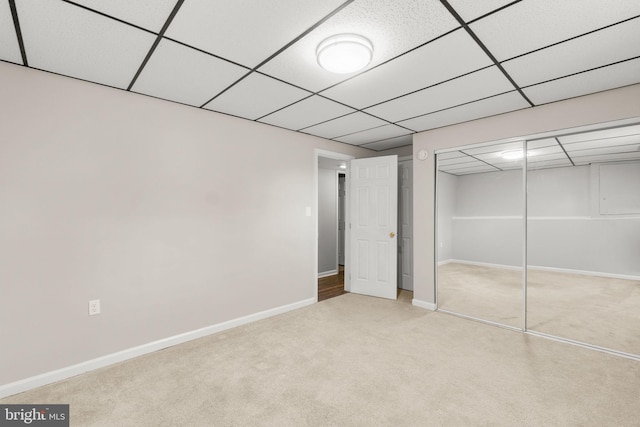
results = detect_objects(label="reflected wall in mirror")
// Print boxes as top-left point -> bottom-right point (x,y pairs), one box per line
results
436,141 -> 524,328
526,125 -> 640,356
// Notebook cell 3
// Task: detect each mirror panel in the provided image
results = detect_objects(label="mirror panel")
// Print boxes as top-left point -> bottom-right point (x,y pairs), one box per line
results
437,141 -> 524,328
526,126 -> 640,356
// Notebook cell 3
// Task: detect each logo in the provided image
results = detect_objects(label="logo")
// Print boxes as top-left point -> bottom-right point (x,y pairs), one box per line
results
0,405 -> 68,426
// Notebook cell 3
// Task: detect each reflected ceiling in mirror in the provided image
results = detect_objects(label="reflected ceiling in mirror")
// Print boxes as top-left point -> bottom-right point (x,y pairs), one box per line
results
438,124 -> 640,175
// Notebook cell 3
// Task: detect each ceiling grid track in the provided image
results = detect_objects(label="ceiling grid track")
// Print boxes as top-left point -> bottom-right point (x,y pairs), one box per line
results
200,0 -> 356,108
554,138 -> 576,166
439,0 -> 534,108
8,0 -> 28,66
126,0 -> 186,91
460,150 -> 503,171
3,1 -> 639,151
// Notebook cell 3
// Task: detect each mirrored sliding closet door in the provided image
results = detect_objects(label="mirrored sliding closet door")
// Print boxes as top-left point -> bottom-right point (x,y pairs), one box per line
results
526,125 -> 640,356
436,141 -> 525,329
436,123 -> 640,358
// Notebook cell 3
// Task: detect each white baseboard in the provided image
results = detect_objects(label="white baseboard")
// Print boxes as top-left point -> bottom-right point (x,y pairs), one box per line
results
527,265 -> 640,281
0,297 -> 315,399
449,259 -> 522,271
438,259 -> 454,266
446,259 -> 640,281
412,299 -> 436,311
318,269 -> 338,278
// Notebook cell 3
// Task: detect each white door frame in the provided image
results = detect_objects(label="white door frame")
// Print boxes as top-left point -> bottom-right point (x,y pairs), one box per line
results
314,149 -> 354,302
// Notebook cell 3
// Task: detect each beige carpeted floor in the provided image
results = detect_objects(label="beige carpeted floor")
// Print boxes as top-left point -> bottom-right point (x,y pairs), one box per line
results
2,290 -> 639,426
438,262 -> 640,356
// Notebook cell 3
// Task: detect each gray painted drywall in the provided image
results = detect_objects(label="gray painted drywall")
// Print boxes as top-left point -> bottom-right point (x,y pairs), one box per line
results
0,61 -> 375,387
436,171 -> 456,262
318,167 -> 337,275
413,83 -> 640,304
446,164 -> 640,276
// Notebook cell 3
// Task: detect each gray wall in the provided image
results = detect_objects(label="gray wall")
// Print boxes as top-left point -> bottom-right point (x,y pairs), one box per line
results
436,171 -> 456,262
413,83 -> 640,304
445,164 -> 640,276
318,167 -> 337,275
0,61 -> 375,387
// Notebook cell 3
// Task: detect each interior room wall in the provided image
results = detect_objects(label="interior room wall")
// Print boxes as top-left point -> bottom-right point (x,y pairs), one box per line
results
413,83 -> 640,305
436,171 -> 456,263
448,164 -> 640,277
0,61 -> 375,389
318,167 -> 337,275
377,144 -> 413,158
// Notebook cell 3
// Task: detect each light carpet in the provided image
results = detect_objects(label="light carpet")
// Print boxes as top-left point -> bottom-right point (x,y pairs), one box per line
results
2,291 -> 639,426
438,262 -> 640,356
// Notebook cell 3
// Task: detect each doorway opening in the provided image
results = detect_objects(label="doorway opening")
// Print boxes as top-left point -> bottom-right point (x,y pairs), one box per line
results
318,172 -> 346,302
316,150 -> 353,302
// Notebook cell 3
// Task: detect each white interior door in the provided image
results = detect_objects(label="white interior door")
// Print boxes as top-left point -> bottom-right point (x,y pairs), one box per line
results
349,155 -> 398,299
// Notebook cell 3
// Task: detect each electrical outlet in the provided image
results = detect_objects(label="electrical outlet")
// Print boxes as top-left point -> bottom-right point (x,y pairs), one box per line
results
89,299 -> 101,316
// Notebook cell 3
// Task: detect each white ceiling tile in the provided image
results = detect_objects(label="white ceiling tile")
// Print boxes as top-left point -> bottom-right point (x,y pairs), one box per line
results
302,112 -> 387,139
165,0 -> 345,68
132,39 -> 247,106
437,151 -> 467,160
203,73 -> 311,120
503,18 -> 640,87
523,58 -> 640,105
573,152 -> 640,165
321,29 -> 492,109
258,96 -> 354,131
17,0 -> 155,89
365,66 -> 515,122
260,0 -> 459,92
0,1 -> 22,64
70,0 -> 177,32
447,0 -> 516,22
464,141 -> 524,157
527,138 -> 559,149
470,0 -> 640,61
335,124 -> 413,145
527,159 -> 574,170
398,91 -> 529,132
442,164 -> 498,175
360,135 -> 413,151
562,134 -> 640,151
565,143 -> 640,158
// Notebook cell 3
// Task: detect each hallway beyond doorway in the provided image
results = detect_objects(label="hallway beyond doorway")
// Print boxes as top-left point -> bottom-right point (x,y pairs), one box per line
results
318,265 -> 346,302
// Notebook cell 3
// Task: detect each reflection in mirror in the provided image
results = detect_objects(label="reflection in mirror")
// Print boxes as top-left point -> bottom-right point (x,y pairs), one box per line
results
526,125 -> 640,356
436,141 -> 524,328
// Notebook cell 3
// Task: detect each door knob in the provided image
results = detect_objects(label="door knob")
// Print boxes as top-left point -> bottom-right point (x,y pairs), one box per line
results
390,232 -> 396,238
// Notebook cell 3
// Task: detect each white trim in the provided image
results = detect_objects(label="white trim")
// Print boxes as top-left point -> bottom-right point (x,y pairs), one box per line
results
527,264 -> 640,281
437,259 -> 454,266
446,259 -> 640,281
452,216 -> 523,220
525,330 -> 640,362
452,216 -> 640,221
318,269 -> 338,278
449,259 -> 523,271
412,299 -> 436,311
0,297 -> 315,399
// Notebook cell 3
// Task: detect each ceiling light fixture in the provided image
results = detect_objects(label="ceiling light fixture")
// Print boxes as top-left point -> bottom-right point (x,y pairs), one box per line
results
500,150 -> 538,160
316,34 -> 373,74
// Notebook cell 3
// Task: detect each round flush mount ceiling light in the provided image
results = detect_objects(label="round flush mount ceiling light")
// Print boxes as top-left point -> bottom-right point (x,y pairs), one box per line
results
316,34 -> 373,74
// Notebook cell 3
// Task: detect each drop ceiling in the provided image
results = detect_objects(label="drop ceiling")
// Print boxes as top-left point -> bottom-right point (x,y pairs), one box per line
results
2,0 -> 640,152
